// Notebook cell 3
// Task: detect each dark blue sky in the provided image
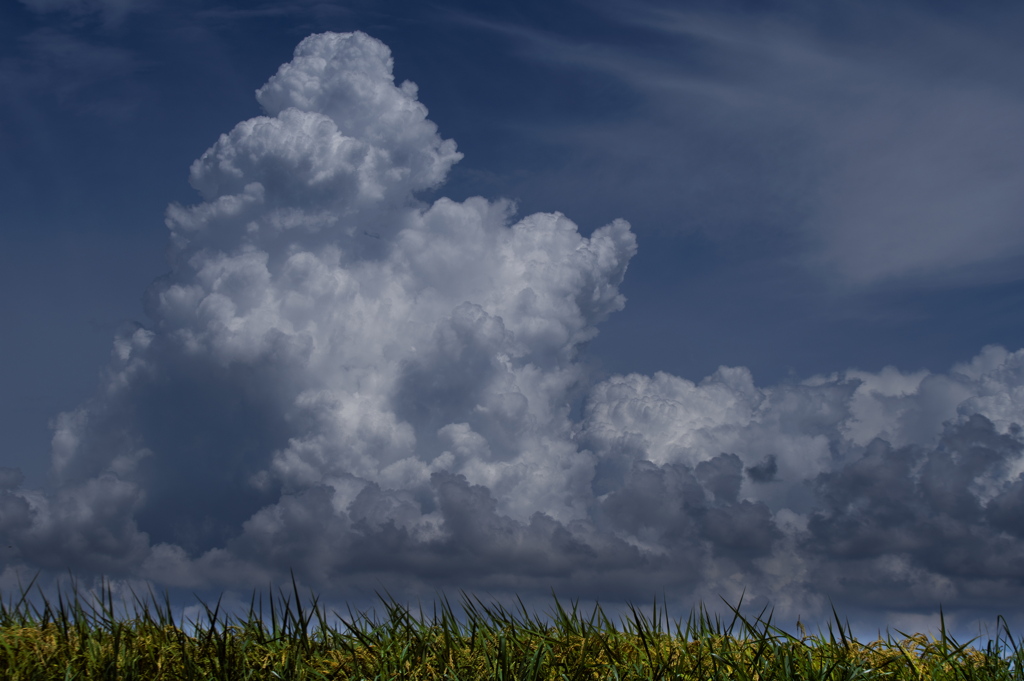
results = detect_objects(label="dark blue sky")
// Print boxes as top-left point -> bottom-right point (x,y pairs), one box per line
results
3,0 -> 1024,631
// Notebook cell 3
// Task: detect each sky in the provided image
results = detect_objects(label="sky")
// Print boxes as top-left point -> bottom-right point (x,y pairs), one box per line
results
3,0 -> 1024,635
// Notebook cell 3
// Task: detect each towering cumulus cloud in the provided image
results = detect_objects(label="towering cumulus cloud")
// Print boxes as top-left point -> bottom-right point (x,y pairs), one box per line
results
2,32 -> 637,595
4,32 -> 1024,620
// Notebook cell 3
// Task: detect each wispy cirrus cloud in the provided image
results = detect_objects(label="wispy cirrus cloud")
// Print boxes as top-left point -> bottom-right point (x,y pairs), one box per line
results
0,28 -> 143,116
466,1 -> 1024,289
18,0 -> 147,23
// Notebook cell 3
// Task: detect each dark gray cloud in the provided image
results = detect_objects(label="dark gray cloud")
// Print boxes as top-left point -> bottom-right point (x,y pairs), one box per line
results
807,414 -> 1024,609
746,454 -> 778,483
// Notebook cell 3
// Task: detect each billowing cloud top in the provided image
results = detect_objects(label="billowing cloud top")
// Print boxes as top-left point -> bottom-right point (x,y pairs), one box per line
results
4,31 -> 1024,624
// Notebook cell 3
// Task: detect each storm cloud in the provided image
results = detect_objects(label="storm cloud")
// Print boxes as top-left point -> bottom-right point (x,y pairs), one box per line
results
4,31 -> 1024,623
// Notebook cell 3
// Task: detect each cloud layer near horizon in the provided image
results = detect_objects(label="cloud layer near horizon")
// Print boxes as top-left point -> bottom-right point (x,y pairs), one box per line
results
4,31 -> 1024,619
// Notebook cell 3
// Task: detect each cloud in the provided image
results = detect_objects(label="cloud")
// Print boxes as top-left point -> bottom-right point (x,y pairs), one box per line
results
5,29 -> 1024,623
18,0 -> 143,22
0,29 -> 143,120
481,1 -> 1024,289
579,347 -> 1024,611
0,30 -> 637,592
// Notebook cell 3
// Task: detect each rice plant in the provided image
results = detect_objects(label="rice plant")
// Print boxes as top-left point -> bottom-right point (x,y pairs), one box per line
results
1,575 -> 1022,680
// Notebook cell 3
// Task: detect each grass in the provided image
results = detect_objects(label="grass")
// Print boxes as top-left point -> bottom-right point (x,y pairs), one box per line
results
1,575 -> 1022,680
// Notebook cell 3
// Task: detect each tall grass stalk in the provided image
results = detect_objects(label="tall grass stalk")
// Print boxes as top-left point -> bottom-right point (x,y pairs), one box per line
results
1,576 -> 1022,680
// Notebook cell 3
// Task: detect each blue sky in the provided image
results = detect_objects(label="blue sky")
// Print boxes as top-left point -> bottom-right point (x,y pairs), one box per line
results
3,0 -> 1024,632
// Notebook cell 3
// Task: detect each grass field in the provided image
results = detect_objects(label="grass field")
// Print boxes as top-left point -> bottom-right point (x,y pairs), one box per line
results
1,577 -> 1021,680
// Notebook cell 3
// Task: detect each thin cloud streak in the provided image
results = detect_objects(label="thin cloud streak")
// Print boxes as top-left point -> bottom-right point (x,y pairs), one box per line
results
470,1 -> 1024,289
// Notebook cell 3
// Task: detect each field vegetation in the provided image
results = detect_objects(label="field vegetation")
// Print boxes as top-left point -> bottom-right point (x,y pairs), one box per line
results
0,576 -> 1021,680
